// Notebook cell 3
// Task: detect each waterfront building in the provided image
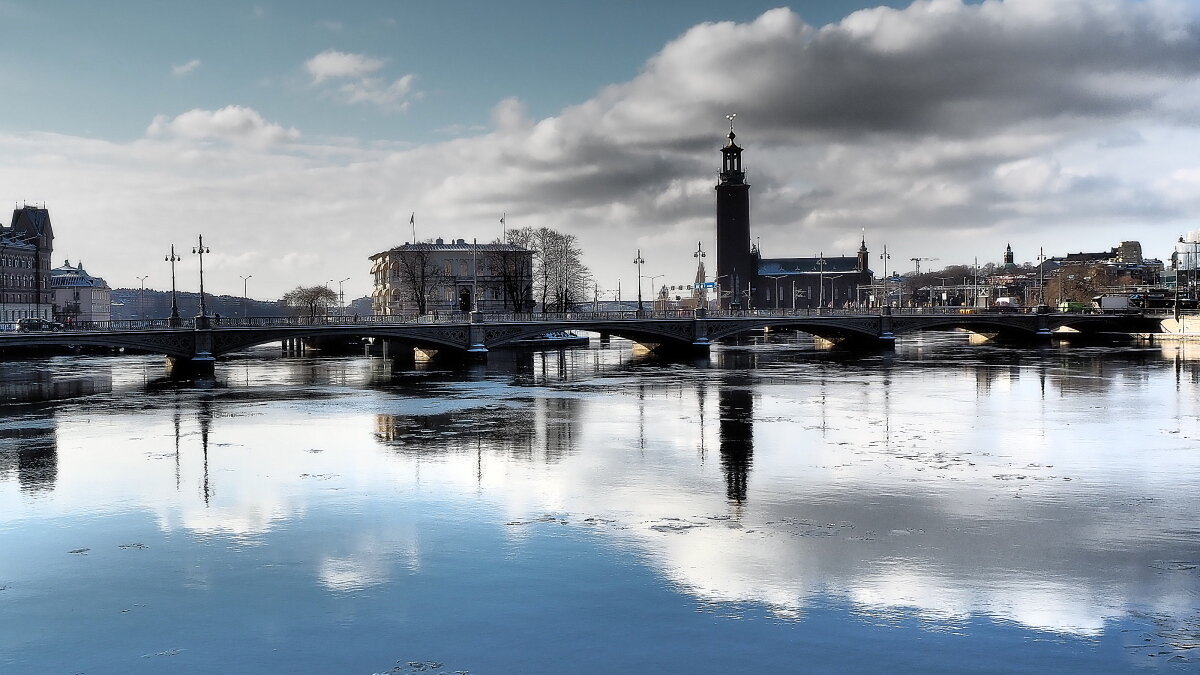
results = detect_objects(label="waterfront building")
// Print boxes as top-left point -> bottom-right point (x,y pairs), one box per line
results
369,238 -> 535,315
714,124 -> 872,310
0,205 -> 54,324
50,260 -> 111,324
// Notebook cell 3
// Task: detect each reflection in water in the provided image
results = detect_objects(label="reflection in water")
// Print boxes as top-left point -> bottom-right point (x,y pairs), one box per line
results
717,380 -> 753,504
1,338 -> 1199,673
0,416 -> 58,493
199,396 -> 213,507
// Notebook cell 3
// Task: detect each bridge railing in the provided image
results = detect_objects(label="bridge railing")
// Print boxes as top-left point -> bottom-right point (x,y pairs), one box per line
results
35,305 -> 1175,335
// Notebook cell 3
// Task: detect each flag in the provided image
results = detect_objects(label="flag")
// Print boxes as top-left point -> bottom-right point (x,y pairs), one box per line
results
409,212 -> 416,242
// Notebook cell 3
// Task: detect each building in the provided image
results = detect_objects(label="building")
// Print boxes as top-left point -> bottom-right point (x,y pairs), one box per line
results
370,238 -> 534,315
757,237 -> 873,309
0,205 -> 55,324
714,124 -> 872,310
51,260 -> 111,324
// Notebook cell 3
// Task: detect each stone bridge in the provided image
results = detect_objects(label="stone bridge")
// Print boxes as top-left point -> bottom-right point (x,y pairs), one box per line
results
0,308 -> 1165,375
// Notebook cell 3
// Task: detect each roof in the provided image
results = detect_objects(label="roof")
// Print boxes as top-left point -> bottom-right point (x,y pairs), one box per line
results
0,231 -> 36,250
10,205 -> 53,239
370,240 -> 531,260
50,261 -> 109,288
758,256 -> 861,275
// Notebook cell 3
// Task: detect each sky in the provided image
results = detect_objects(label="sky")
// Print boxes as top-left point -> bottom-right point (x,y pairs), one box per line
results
2,0 -> 1200,300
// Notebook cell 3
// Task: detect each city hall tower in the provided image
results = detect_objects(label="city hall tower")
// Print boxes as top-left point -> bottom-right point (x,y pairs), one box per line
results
715,116 -> 753,309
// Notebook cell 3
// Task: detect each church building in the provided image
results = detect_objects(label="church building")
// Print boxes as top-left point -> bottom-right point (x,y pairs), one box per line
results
714,124 -> 873,310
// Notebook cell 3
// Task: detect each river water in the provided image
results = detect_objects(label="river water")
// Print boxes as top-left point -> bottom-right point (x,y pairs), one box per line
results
1,333 -> 1198,674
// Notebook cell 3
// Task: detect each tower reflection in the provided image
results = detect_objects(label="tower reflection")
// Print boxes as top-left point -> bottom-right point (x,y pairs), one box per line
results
717,380 -> 753,504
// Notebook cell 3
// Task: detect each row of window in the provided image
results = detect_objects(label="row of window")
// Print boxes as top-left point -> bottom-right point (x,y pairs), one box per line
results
1,296 -> 40,306
0,274 -> 38,288
1,256 -> 34,269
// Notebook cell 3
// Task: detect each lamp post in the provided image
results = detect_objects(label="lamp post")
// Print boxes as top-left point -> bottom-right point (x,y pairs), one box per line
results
935,277 -> 951,307
240,274 -> 253,320
764,274 -> 786,311
1037,247 -> 1047,308
879,245 -> 891,308
136,275 -> 149,321
817,252 -> 828,314
192,235 -> 211,328
337,277 -> 350,315
165,245 -> 182,327
633,249 -> 645,314
693,242 -> 706,307
643,274 -> 664,312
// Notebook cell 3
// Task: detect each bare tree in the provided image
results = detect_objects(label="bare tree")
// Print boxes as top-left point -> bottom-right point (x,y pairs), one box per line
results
1044,263 -> 1121,304
484,242 -> 534,311
507,226 -> 591,312
393,245 -> 444,314
282,285 -> 339,319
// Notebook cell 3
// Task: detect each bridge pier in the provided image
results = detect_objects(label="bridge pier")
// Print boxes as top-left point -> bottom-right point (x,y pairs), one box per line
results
467,312 -> 489,362
878,306 -> 896,350
164,355 -> 215,378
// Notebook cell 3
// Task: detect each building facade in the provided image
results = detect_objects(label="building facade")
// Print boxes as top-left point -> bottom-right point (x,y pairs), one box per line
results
0,205 -> 55,324
714,126 -> 872,310
51,260 -> 111,324
370,238 -> 534,315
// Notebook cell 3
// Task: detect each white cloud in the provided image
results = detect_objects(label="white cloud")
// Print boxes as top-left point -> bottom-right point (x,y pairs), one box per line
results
4,1 -> 1200,300
146,105 -> 300,146
171,59 -> 201,77
340,74 -> 416,110
305,49 -> 384,84
303,50 -> 419,112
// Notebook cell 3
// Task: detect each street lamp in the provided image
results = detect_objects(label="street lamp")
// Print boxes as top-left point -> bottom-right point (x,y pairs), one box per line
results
136,275 -> 149,321
764,274 -> 786,310
693,242 -> 706,306
633,249 -> 645,314
1037,247 -> 1047,308
192,235 -> 211,328
643,274 -> 664,312
817,252 -> 828,314
165,245 -> 182,327
240,274 -> 253,320
879,245 -> 891,307
935,277 -> 951,307
338,277 -> 350,315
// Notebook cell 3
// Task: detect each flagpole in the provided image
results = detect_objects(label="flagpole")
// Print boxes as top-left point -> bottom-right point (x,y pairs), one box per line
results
500,212 -> 506,242
410,212 -> 416,243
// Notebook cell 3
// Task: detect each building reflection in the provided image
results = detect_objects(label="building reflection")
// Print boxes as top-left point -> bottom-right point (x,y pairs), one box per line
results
0,364 -> 108,494
373,395 -> 582,464
0,417 -> 58,493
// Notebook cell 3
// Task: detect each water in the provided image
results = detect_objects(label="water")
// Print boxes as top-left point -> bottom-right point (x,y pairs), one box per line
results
1,333 -> 1199,673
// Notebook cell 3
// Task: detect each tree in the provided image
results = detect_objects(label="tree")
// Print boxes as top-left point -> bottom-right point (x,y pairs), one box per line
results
282,285 -> 338,319
506,226 -> 591,312
484,243 -> 534,311
392,246 -> 444,314
1044,263 -> 1121,304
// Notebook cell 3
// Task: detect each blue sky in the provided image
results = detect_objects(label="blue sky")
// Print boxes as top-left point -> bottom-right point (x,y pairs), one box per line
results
4,1 -> 909,142
1,0 -> 1197,299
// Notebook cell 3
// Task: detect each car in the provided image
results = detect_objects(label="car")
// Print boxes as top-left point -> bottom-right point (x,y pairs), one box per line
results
17,317 -> 64,332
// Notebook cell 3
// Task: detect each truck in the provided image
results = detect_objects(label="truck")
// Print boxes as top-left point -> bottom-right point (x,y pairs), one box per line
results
1092,295 -> 1132,312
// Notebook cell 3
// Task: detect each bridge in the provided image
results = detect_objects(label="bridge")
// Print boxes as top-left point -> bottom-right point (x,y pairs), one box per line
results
0,306 -> 1165,375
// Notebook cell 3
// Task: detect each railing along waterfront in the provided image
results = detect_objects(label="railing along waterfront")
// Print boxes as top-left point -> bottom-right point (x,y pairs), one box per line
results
13,304 -> 1184,335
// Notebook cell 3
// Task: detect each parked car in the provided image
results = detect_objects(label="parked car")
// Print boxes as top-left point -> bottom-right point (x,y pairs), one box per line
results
17,317 -> 64,332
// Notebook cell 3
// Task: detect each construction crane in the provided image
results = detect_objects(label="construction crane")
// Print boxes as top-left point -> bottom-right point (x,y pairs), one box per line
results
910,257 -> 939,276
